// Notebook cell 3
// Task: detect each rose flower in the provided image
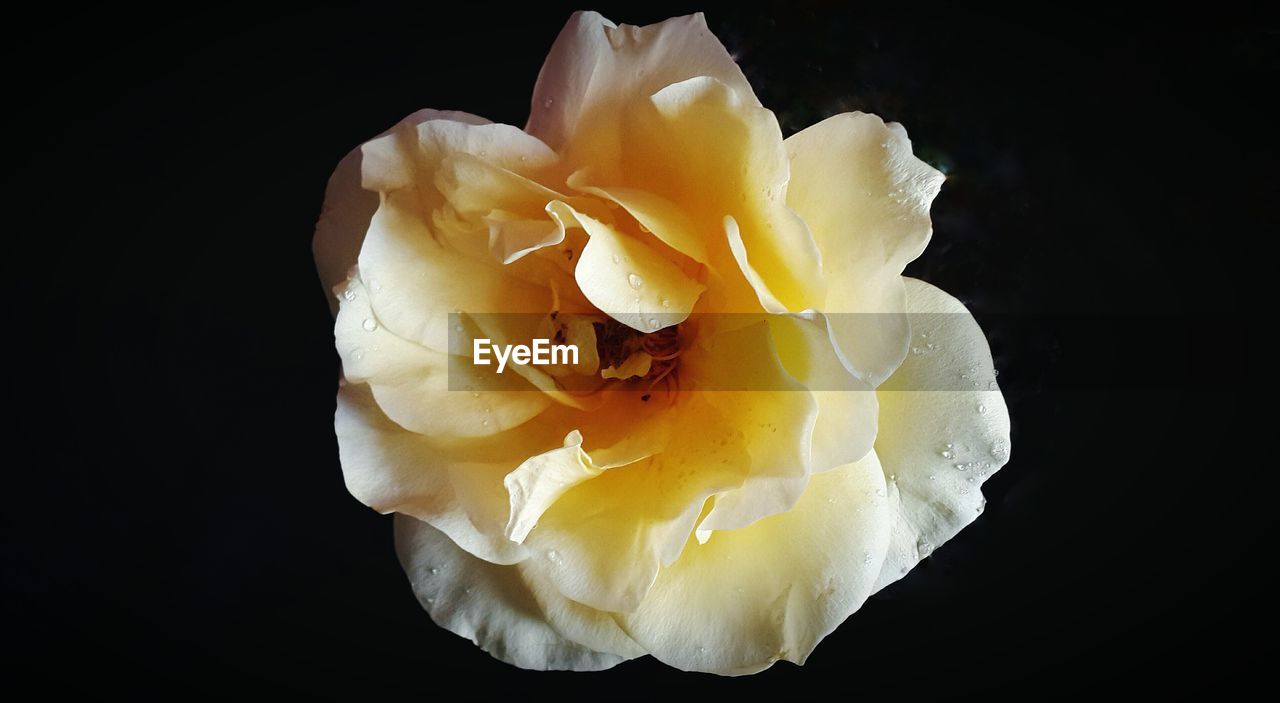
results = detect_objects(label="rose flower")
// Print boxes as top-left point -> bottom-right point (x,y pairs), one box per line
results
313,11 -> 1010,675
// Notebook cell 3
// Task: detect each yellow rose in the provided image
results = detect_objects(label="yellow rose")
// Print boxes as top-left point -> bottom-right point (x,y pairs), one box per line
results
313,11 -> 1010,674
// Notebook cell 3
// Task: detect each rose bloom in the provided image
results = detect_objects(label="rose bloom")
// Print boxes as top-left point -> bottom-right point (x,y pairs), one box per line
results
313,11 -> 1010,674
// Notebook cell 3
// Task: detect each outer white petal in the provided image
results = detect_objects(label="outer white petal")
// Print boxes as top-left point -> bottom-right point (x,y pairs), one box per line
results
395,515 -> 642,671
616,452 -> 892,675
334,275 -> 549,439
312,109 -> 489,311
336,384 -> 529,564
786,113 -> 945,386
871,277 -> 1012,591
526,11 -> 758,156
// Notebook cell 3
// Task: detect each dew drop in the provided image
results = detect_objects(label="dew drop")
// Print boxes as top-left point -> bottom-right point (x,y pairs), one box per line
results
911,346 -> 922,355
888,473 -> 896,481
648,318 -> 660,330
481,418 -> 489,427
352,348 -> 365,361
342,289 -> 356,302
661,299 -> 670,308
977,403 -> 988,415
941,450 -> 953,459
639,222 -> 651,233
954,463 -> 967,471
875,488 -> 887,498
928,474 -> 936,481
429,567 -> 438,575
967,477 -> 976,483
426,596 -> 435,605
917,539 -> 933,556
863,552 -> 873,565
946,443 -> 954,449
362,318 -> 378,332
543,98 -> 553,109
471,392 -> 480,398
519,155 -> 528,162
628,273 -> 643,288
611,254 -> 621,264
988,381 -> 998,390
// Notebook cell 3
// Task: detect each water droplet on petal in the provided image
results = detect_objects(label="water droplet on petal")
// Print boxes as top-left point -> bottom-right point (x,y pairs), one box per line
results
978,404 -> 988,415
362,318 -> 378,332
648,318 -> 659,330
941,450 -> 953,459
661,299 -> 670,308
928,474 -> 936,481
429,567 -> 438,575
342,289 -> 356,302
911,346 -> 922,355
875,488 -> 887,498
543,98 -> 554,109
628,273 -> 643,288
611,254 -> 620,264
955,463 -> 967,471
352,348 -> 365,361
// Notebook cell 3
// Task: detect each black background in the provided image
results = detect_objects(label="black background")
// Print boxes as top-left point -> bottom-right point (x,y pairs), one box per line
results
7,2 -> 1272,695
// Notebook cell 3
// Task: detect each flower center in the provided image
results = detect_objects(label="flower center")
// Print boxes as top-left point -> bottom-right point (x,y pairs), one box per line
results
594,318 -> 681,400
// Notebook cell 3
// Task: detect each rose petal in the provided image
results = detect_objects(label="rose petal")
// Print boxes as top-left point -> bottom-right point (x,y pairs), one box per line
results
624,76 -> 825,313
337,384 -> 533,564
684,320 -> 818,536
569,208 -> 705,332
520,391 -> 751,612
519,318 -> 814,613
502,429 -> 655,545
395,514 -> 643,671
527,12 -> 758,159
616,452 -> 892,675
313,110 -> 490,309
785,112 -> 945,386
358,120 -> 562,353
871,277 -> 1012,590
766,312 -> 878,473
334,275 -> 549,438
